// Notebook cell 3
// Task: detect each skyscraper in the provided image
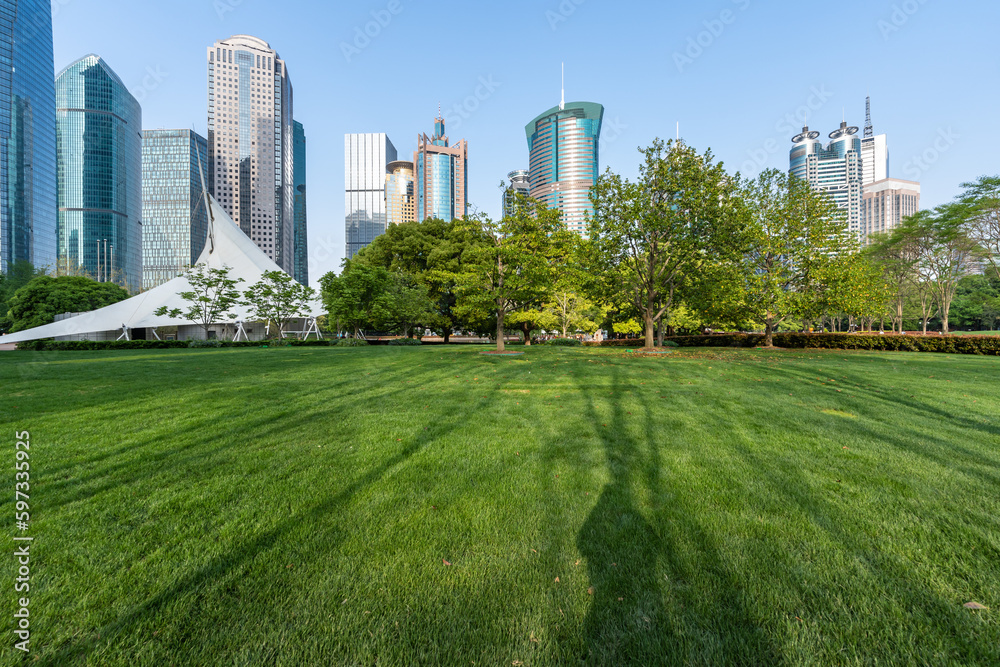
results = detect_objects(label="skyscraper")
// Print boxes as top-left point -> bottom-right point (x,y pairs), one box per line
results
525,100 -> 604,235
861,97 -> 889,187
345,133 -> 396,259
0,0 -> 58,273
789,121 -> 863,235
862,178 -> 920,239
141,129 -> 209,291
414,115 -> 467,222
207,35 -> 294,273
293,120 -> 308,285
56,55 -> 142,290
385,160 -> 415,227
503,169 -> 530,218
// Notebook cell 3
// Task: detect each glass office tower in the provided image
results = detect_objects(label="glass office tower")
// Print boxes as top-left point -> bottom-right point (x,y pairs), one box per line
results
525,101 -> 603,235
293,120 -> 307,285
790,121 -> 863,235
503,169 -> 530,218
207,35 -> 294,273
414,115 -> 467,222
56,55 -> 142,291
345,133 -> 396,259
385,160 -> 415,227
0,0 -> 58,273
141,130 -> 209,291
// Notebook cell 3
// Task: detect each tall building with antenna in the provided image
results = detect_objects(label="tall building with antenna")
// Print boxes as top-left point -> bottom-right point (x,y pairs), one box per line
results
861,96 -> 889,186
525,67 -> 604,235
414,113 -> 467,222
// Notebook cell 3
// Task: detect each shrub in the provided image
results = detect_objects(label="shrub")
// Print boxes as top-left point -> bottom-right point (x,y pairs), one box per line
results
663,340 -> 680,348
189,340 -> 222,348
584,333 -> 1000,356
17,339 -> 191,351
545,338 -> 582,346
335,338 -> 370,347
388,337 -> 422,346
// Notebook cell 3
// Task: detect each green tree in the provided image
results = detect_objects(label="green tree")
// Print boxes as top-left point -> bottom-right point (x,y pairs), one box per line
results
154,264 -> 244,338
0,261 -> 47,333
455,197 -> 569,352
959,175 -> 1000,281
729,169 -> 848,347
320,263 -> 394,339
354,218 -> 483,342
589,139 -> 741,349
915,204 -> 981,334
375,272 -> 437,338
7,275 -> 129,333
243,270 -> 316,339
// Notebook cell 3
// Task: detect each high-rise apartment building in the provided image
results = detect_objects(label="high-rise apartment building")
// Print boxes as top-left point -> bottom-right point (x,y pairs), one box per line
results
861,178 -> 920,239
1,0 -> 57,273
385,160 -> 415,227
414,115 -> 467,222
503,169 -> 530,218
861,97 -> 889,187
789,121 -> 863,235
525,100 -> 604,235
207,35 -> 294,273
56,55 -> 142,290
345,133 -> 396,259
141,130 -> 209,291
293,120 -> 308,285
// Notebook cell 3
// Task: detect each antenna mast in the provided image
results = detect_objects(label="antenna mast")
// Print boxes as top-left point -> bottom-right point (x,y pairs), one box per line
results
560,62 -> 565,111
864,96 -> 874,139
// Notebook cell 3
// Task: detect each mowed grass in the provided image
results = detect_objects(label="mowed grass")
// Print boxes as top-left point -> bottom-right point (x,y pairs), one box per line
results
1,345 -> 999,666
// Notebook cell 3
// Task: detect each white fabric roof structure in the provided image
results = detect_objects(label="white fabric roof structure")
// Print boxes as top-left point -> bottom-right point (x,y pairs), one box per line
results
0,196 -> 324,344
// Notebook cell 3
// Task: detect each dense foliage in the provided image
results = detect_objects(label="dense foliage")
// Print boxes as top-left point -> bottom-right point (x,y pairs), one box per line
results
6,275 -> 130,333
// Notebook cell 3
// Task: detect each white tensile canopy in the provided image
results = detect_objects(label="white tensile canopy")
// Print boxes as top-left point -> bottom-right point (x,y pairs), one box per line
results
0,196 -> 323,345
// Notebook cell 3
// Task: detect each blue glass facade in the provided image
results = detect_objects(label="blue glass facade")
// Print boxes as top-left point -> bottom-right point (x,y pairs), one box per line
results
525,101 -> 603,235
293,120 -> 307,285
0,0 -> 57,273
56,55 -> 142,291
413,116 -> 467,222
790,121 -> 864,234
141,129 -> 208,291
345,133 -> 396,259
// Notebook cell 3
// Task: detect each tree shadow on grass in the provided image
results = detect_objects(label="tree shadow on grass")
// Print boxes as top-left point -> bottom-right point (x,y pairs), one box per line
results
574,365 -> 782,665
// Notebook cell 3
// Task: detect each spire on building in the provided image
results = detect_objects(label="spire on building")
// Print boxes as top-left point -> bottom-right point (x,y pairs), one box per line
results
864,96 -> 874,139
560,62 -> 565,111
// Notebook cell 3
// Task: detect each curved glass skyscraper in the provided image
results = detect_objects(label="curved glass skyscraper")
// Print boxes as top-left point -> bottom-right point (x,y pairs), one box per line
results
1,0 -> 58,273
525,101 -> 603,235
56,55 -> 143,290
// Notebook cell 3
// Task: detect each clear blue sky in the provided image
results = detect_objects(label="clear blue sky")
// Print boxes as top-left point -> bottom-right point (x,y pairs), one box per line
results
52,0 -> 1000,283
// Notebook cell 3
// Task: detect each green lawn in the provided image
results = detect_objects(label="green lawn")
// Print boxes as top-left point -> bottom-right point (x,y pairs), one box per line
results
2,345 -> 998,665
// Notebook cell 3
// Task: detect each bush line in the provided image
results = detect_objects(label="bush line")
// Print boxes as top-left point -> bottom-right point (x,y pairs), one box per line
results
585,333 -> 1000,355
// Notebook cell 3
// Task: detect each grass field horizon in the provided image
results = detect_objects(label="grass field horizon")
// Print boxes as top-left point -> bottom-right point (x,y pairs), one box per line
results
2,345 -> 998,665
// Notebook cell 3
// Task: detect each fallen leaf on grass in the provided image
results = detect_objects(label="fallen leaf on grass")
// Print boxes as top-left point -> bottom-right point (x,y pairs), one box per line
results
555,577 -> 560,583
587,586 -> 595,595
964,602 -> 988,610
443,559 -> 452,566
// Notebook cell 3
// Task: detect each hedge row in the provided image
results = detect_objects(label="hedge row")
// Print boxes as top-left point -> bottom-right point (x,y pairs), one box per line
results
16,339 -> 333,351
586,333 -> 1000,355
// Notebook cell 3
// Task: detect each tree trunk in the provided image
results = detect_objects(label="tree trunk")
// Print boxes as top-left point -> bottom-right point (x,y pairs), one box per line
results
521,321 -> 532,346
644,311 -> 655,349
764,318 -> 775,347
941,304 -> 950,334
656,319 -> 665,347
443,329 -> 451,344
496,310 -> 505,352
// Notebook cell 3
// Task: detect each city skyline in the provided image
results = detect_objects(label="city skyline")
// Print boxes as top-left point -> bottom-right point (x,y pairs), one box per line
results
44,0 -> 1000,283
